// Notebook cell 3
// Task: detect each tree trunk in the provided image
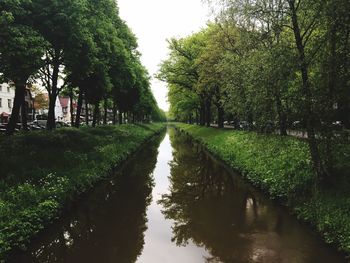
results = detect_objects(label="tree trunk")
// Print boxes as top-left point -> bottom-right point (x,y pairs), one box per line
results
279,112 -> 288,136
113,102 -> 117,125
46,50 -> 61,130
69,88 -> 74,125
275,95 -> 287,136
47,92 -> 56,130
119,110 -> 123,125
92,101 -> 99,127
205,98 -> 211,127
289,0 -> 324,181
85,99 -> 89,126
32,98 -> 36,123
338,25 -> 349,128
189,113 -> 193,124
323,22 -> 338,175
217,104 -> 224,129
75,89 -> 83,128
199,100 -> 205,126
103,98 -> 108,125
97,105 -> 101,125
6,83 -> 26,135
21,99 -> 28,131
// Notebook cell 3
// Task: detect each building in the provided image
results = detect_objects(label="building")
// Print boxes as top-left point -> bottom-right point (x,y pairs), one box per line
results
34,93 -> 75,123
0,83 -> 76,124
55,96 -> 72,123
0,83 -> 15,123
0,83 -> 35,123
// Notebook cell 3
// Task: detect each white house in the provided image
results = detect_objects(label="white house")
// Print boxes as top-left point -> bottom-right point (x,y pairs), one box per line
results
33,93 -> 73,123
0,83 -> 35,123
0,83 -> 15,123
55,96 -> 72,123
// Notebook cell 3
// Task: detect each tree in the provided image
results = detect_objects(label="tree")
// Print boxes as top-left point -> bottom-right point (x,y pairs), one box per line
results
167,84 -> 199,123
206,0 -> 344,182
32,0 -> 87,130
158,32 -> 208,125
196,24 -> 231,128
1,0 -> 162,134
0,1 -> 46,135
31,85 -> 49,115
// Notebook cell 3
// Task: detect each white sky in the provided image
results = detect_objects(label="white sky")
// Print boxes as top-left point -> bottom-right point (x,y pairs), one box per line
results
117,0 -> 210,112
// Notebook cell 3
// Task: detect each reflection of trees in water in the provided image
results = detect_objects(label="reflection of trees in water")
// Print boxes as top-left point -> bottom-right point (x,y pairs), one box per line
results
13,132 -> 166,263
160,130 -> 283,263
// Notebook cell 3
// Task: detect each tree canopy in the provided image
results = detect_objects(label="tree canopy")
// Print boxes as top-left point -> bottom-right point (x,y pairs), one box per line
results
159,0 -> 350,181
0,0 -> 165,134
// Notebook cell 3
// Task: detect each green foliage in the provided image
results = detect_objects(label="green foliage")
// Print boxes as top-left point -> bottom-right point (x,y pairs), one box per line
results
157,32 -> 206,123
0,0 -> 47,82
175,123 -> 350,255
1,0 -> 162,130
163,0 -> 349,182
0,123 -> 165,259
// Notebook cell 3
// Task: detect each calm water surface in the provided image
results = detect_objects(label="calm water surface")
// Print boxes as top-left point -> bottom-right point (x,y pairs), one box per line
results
11,127 -> 345,262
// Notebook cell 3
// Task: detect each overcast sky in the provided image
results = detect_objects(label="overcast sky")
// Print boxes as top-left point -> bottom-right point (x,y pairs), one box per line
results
117,0 -> 210,111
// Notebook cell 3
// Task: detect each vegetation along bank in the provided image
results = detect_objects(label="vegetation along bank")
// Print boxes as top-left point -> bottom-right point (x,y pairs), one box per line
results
174,123 -> 350,257
0,123 -> 165,260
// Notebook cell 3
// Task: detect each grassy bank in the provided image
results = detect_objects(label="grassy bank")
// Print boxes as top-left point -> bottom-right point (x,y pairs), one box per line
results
174,123 -> 350,256
0,123 -> 165,259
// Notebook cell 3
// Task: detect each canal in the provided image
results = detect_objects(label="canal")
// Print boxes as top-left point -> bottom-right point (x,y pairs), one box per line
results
11,127 -> 345,262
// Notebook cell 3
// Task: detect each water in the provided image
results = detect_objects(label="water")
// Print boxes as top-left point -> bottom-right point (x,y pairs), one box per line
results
10,127 -> 345,262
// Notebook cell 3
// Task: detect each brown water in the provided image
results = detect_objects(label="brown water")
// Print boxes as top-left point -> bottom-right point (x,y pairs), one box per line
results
10,127 -> 346,263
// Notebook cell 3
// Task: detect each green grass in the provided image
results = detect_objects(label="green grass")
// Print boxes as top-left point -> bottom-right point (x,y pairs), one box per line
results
0,123 -> 165,259
174,123 -> 350,256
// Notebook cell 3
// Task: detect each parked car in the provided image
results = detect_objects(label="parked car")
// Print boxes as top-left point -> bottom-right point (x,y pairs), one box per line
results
34,119 -> 47,128
292,121 -> 303,129
0,124 -> 6,134
332,121 -> 344,130
0,123 -> 21,133
28,122 -> 45,130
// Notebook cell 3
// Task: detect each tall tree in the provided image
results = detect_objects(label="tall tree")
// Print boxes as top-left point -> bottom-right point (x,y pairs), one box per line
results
0,1 -> 46,135
32,0 -> 87,130
208,0 -> 335,181
158,33 -> 208,125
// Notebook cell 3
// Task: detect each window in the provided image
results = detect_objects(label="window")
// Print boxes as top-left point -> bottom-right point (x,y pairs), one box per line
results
0,98 -> 2,108
7,86 -> 10,93
8,99 -> 12,108
0,85 -> 2,92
